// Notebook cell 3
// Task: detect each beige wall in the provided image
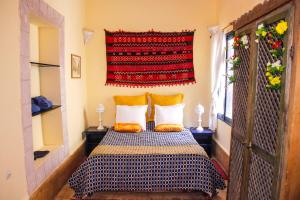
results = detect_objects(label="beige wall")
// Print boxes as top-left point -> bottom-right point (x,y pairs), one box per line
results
85,0 -> 219,128
84,0 -> 264,154
0,0 -> 29,199
44,0 -> 87,153
215,120 -> 232,154
30,24 -> 44,151
0,0 -> 265,199
214,0 -> 264,154
0,0 -> 87,199
218,0 -> 265,27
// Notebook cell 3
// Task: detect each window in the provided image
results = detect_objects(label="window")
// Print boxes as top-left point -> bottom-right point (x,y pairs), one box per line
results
217,32 -> 234,125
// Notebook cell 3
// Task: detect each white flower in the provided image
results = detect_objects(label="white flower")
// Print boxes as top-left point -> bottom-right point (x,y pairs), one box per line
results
258,24 -> 264,29
245,46 -> 249,49
255,39 -> 259,43
273,60 -> 281,68
268,60 -> 282,69
241,35 -> 249,45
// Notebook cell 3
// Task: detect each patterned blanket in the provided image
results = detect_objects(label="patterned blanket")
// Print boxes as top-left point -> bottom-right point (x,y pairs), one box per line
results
69,124 -> 225,198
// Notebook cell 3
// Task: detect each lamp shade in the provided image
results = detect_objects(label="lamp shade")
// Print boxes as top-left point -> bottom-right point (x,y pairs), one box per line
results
195,104 -> 204,114
83,28 -> 94,44
96,104 -> 105,112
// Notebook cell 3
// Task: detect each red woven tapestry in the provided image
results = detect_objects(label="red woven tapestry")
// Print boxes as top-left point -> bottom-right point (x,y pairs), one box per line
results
105,30 -> 196,87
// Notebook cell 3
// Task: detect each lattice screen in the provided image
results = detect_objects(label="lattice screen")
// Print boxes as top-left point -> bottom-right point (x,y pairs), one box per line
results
252,20 -> 283,156
232,35 -> 251,137
248,152 -> 274,200
228,4 -> 291,199
228,34 -> 251,200
228,136 -> 244,200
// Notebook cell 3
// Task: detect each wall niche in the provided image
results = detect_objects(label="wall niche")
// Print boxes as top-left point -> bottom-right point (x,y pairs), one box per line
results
20,0 -> 68,194
29,15 -> 64,168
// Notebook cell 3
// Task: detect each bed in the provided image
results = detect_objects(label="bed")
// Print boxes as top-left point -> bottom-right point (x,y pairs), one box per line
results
69,122 -> 225,198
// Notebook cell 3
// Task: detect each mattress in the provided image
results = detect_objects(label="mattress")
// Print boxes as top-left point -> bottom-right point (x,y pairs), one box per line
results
69,123 -> 225,198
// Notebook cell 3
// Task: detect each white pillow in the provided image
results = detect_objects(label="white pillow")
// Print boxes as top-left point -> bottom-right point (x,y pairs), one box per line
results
116,105 -> 148,130
154,104 -> 185,126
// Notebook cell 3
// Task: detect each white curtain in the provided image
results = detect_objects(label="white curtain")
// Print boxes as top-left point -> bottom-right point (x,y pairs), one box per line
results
208,27 -> 226,131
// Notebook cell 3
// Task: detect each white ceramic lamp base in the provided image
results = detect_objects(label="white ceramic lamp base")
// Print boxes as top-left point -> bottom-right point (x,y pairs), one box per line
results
97,125 -> 104,130
196,126 -> 204,132
195,103 -> 204,132
97,109 -> 105,130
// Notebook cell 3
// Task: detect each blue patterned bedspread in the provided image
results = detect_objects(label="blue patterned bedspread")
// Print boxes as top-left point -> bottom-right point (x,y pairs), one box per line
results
69,123 -> 225,198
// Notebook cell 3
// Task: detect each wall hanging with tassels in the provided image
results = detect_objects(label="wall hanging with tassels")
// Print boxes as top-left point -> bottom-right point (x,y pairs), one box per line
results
105,29 -> 196,87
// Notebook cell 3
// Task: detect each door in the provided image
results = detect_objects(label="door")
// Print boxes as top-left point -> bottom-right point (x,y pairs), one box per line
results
227,4 -> 293,200
227,25 -> 255,200
246,7 -> 293,200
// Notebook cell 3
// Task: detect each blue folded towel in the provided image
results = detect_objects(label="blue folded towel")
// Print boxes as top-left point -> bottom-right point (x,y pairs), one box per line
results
31,99 -> 41,114
32,96 -> 53,110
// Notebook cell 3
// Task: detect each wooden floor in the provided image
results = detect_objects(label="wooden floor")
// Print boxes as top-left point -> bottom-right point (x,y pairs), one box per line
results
55,183 -> 227,200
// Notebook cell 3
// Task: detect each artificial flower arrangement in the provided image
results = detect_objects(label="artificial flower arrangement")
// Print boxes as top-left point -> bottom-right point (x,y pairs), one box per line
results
228,75 -> 237,84
228,34 -> 249,84
256,20 -> 288,90
233,35 -> 249,49
229,55 -> 241,70
265,60 -> 285,90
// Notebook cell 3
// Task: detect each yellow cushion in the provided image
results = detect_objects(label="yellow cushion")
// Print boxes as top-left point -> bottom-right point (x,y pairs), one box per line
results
114,94 -> 148,105
148,93 -> 184,121
154,124 -> 183,132
114,123 -> 142,133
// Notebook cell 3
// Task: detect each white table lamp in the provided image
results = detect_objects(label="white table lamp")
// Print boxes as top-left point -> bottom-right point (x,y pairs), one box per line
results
96,104 -> 105,130
195,104 -> 205,132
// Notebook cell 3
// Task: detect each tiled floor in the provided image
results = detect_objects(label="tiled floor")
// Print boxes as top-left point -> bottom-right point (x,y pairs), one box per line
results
55,183 -> 227,200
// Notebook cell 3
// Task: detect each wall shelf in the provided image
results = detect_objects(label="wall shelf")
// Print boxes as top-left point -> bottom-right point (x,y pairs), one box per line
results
30,62 -> 60,68
32,105 -> 61,116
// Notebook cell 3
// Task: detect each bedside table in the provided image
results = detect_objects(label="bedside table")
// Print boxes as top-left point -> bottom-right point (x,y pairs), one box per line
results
84,127 -> 108,156
190,127 -> 214,157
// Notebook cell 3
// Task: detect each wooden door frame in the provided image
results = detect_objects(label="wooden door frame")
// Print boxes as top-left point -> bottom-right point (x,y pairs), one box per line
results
279,0 -> 300,199
233,0 -> 291,30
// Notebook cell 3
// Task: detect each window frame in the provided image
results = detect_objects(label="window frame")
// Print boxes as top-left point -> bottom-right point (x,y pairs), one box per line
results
217,31 -> 234,126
